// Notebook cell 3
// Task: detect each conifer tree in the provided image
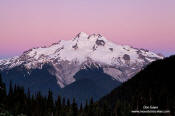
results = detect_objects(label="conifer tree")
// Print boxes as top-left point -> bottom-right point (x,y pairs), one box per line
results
72,98 -> 78,116
47,90 -> 54,115
9,80 -> 13,97
80,103 -> 83,112
55,96 -> 61,116
0,74 -> 6,105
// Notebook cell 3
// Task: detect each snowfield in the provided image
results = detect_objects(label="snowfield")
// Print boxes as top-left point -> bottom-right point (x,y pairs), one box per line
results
0,32 -> 163,88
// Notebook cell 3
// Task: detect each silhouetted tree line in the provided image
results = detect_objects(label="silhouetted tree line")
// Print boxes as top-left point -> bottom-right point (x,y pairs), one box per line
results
0,74 -> 80,116
0,73 -> 100,116
1,55 -> 175,116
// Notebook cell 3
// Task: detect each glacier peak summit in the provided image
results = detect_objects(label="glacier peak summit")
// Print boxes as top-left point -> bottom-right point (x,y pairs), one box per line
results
0,32 -> 163,88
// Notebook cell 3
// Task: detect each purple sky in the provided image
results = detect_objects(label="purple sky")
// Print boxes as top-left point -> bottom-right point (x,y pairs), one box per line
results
0,0 -> 175,59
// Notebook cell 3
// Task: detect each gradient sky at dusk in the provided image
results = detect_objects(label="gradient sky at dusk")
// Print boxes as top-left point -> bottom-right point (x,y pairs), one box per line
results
0,0 -> 175,59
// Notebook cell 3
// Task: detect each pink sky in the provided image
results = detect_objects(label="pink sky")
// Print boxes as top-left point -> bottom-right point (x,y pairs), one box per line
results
0,0 -> 175,58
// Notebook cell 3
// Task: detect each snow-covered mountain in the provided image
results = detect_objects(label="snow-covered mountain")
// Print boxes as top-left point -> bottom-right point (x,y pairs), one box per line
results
0,32 -> 163,88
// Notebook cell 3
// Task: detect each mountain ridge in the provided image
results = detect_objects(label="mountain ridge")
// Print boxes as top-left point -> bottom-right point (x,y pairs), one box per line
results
0,32 -> 163,88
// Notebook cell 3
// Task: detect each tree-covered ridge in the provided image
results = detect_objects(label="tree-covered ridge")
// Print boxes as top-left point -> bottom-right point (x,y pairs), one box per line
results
95,55 -> 175,116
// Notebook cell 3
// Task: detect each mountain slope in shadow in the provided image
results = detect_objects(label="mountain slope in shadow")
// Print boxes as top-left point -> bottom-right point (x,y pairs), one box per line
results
60,68 -> 121,105
95,55 -> 175,115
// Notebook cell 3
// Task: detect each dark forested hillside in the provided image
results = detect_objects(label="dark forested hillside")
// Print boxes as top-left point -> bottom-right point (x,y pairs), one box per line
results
94,55 -> 175,115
